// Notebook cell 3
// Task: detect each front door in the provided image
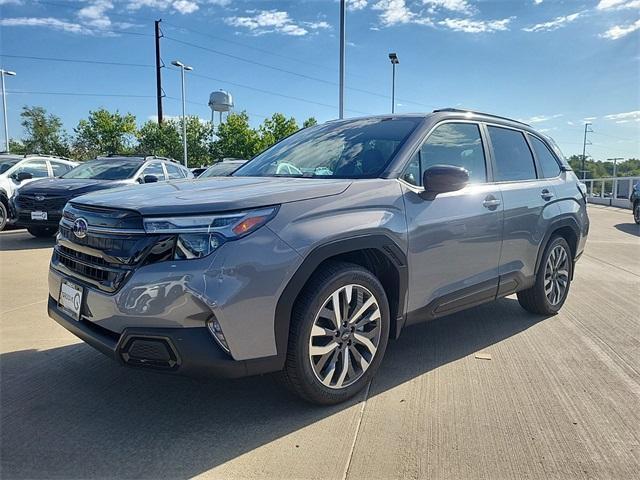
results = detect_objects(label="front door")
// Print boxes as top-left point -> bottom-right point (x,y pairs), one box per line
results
402,121 -> 503,324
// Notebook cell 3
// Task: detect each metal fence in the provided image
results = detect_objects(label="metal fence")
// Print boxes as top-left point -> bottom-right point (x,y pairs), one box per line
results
583,176 -> 639,209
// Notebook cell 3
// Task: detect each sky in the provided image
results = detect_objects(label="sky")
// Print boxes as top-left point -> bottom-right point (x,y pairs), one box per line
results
0,0 -> 639,160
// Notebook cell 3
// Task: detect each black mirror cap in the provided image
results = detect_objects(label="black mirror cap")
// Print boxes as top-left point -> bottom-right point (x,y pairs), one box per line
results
423,165 -> 469,195
143,174 -> 159,183
14,171 -> 33,182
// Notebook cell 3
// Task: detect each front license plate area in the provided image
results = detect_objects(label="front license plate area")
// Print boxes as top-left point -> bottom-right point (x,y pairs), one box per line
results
59,280 -> 83,321
31,211 -> 48,221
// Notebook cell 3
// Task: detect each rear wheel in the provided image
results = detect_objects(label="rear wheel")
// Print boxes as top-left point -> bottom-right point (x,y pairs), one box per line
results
0,202 -> 7,231
280,261 -> 390,405
27,226 -> 57,238
634,202 -> 640,225
517,236 -> 572,315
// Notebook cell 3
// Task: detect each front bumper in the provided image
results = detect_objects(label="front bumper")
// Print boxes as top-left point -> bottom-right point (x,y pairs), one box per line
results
48,296 -> 281,378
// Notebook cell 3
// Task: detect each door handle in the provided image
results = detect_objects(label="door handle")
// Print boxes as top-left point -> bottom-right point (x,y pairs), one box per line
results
541,189 -> 554,201
483,195 -> 501,209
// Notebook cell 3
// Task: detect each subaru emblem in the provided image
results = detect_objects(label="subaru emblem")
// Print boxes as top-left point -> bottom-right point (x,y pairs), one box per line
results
72,218 -> 89,239
35,195 -> 45,202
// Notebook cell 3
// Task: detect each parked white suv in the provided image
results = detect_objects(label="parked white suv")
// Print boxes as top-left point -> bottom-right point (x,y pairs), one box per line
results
0,153 -> 77,230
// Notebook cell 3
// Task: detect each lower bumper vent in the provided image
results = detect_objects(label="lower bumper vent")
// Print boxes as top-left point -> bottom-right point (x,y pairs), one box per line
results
120,336 -> 180,370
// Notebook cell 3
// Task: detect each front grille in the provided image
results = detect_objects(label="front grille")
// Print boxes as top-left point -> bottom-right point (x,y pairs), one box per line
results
15,194 -> 69,211
55,251 -> 113,283
59,224 -> 130,251
58,245 -> 109,267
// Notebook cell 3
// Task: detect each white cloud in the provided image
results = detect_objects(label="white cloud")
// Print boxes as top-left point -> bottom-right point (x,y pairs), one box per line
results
584,116 -> 598,120
601,18 -> 640,39
523,12 -> 582,32
372,0 -> 433,26
78,1 -> 113,29
439,17 -> 512,33
604,110 -> 640,121
524,114 -> 563,124
534,0 -> 543,4
0,16 -> 89,34
226,10 -> 318,36
173,0 -> 199,14
126,0 -> 208,14
597,0 -> 640,10
423,0 -> 473,15
0,0 -> 23,5
567,121 -> 575,126
348,0 -> 368,11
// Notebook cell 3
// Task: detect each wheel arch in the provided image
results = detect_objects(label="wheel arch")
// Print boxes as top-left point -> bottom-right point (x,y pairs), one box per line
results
274,234 -> 408,369
535,217 -> 580,279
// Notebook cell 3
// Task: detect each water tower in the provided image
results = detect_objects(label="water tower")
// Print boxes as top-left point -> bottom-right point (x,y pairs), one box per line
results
208,90 -> 233,129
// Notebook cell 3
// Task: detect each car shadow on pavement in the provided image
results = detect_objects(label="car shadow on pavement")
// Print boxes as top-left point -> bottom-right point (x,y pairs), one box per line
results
0,297 -> 548,479
614,222 -> 640,237
0,230 -> 56,251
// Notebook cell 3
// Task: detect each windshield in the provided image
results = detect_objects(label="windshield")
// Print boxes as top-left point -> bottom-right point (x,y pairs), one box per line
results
200,162 -> 245,178
0,158 -> 20,175
234,117 -> 420,178
62,159 -> 142,180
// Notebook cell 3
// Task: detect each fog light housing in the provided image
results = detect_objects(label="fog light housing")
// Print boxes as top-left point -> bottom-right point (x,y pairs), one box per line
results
206,316 -> 230,354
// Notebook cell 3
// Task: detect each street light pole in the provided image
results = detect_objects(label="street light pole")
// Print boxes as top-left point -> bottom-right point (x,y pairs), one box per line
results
338,0 -> 345,119
1,69 -> 16,153
171,60 -> 193,168
388,53 -> 399,114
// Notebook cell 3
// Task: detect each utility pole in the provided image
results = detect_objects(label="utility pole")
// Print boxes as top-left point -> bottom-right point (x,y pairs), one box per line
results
154,19 -> 164,124
338,0 -> 345,119
581,122 -> 592,180
608,157 -> 623,202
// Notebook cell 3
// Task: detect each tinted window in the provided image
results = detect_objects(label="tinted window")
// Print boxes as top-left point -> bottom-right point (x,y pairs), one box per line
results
235,118 -> 420,179
166,163 -> 186,179
62,159 -> 142,180
200,162 -> 244,178
529,135 -> 561,178
15,160 -> 49,178
141,162 -> 165,181
0,158 -> 20,174
51,162 -> 73,177
488,126 -> 537,181
403,123 -> 486,186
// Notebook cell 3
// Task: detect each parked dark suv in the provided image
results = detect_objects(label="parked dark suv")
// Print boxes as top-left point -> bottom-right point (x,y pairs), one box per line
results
47,109 -> 589,404
14,155 -> 190,237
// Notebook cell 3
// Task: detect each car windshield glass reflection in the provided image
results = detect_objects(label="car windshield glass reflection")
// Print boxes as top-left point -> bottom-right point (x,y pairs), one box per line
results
234,117 -> 420,179
62,160 -> 141,180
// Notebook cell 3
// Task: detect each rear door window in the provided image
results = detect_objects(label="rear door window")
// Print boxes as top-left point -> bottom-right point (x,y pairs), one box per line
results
529,135 -> 561,178
165,163 -> 186,179
488,126 -> 537,182
51,161 -> 73,177
140,162 -> 166,181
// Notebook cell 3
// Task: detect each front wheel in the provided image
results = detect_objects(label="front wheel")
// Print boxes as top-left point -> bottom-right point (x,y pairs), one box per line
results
0,202 -> 7,231
517,236 -> 573,315
280,262 -> 390,405
27,226 -> 57,238
634,202 -> 640,225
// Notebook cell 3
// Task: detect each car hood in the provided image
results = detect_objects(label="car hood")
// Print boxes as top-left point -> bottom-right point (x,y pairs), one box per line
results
17,178 -> 129,196
72,176 -> 352,215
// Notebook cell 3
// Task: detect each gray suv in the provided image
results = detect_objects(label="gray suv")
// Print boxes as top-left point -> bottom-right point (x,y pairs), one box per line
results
47,109 -> 589,404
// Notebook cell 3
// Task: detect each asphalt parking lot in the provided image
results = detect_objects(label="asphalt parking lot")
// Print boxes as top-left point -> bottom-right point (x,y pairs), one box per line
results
1,205 -> 639,480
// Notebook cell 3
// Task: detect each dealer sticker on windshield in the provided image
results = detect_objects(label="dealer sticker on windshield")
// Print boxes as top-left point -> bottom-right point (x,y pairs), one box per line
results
59,280 -> 83,321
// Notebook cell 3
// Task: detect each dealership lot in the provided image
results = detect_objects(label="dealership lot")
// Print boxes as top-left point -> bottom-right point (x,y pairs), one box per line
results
1,205 -> 638,479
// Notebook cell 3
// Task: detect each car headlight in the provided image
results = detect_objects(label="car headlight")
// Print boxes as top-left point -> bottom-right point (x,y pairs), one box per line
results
143,206 -> 278,260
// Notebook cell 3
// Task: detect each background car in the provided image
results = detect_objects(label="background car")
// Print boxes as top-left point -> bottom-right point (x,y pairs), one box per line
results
13,155 -> 190,237
0,153 -> 77,231
198,159 -> 247,179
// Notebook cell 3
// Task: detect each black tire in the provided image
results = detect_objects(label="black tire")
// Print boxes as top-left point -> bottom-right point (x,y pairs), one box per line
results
280,261 -> 390,405
517,236 -> 573,315
634,202 -> 640,225
27,226 -> 57,238
0,202 -> 7,232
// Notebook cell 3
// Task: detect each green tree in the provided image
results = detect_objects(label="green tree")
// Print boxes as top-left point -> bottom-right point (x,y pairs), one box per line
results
16,106 -> 70,157
183,117 -> 213,167
73,108 -> 136,159
303,117 -> 318,128
257,113 -> 299,151
211,112 -> 260,160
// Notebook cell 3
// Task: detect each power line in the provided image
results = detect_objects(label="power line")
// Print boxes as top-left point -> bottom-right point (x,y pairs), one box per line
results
0,54 -> 153,68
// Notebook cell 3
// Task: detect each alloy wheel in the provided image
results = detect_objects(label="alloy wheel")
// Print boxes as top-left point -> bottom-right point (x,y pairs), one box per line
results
544,245 -> 570,306
308,284 -> 381,389
634,204 -> 640,224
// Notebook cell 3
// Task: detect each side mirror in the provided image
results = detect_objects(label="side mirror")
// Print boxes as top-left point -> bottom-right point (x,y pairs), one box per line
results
13,171 -> 33,183
422,165 -> 469,197
143,174 -> 159,184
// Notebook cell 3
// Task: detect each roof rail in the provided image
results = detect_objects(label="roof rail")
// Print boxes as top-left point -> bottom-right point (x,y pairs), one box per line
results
433,108 -> 530,127
96,153 -> 181,163
146,155 -> 180,164
23,153 -> 72,161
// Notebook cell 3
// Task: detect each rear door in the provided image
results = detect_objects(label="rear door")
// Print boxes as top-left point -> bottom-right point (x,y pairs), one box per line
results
486,125 -> 559,287
402,121 -> 504,323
